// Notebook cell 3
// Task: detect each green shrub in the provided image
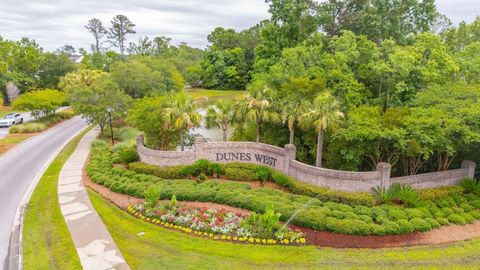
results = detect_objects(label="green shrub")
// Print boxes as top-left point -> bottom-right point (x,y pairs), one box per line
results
441,207 -> 454,217
189,159 -> 217,176
371,186 -> 394,205
436,217 -> 449,225
143,187 -> 160,209
382,221 -> 401,234
386,208 -> 408,221
328,219 -> 373,236
418,186 -> 464,201
197,173 -> 207,183
460,213 -> 475,224
9,122 -> 47,133
116,146 -> 139,164
425,217 -> 440,229
447,214 -> 466,225
210,163 -> 225,177
460,202 -> 474,212
460,178 -> 479,194
410,218 -> 432,232
467,210 -> 480,219
452,207 -> 465,214
128,162 -> 187,179
225,167 -> 257,181
471,200 -> 480,209
254,166 -> 272,182
405,208 -> 426,219
438,197 -> 456,208
390,183 -> 420,207
91,139 -> 109,148
395,219 -> 414,234
271,172 -> 290,187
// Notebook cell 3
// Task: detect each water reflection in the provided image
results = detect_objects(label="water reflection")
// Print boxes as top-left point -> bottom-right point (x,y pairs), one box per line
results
189,107 -> 233,142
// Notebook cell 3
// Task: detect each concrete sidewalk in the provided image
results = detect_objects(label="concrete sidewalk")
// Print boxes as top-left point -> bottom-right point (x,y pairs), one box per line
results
58,127 -> 130,270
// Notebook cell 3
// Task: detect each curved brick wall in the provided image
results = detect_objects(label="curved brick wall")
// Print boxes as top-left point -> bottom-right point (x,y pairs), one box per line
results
136,134 -> 475,192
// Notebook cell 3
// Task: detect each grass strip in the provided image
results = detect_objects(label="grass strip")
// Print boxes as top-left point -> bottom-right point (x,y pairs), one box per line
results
22,126 -> 92,270
88,188 -> 480,270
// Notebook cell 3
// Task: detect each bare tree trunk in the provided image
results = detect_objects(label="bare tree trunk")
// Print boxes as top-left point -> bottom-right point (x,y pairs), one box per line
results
289,127 -> 295,145
222,128 -> 227,142
316,129 -> 324,167
180,132 -> 184,151
256,122 -> 261,143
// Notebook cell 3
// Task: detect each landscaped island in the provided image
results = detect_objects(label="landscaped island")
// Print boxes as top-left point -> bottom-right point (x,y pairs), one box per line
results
86,136 -> 480,245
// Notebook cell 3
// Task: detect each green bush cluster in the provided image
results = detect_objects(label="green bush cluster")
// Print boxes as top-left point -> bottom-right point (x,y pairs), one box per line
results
128,162 -> 188,179
9,122 -> 47,133
9,110 -> 74,134
116,147 -> 140,164
186,159 -> 225,176
224,162 -> 259,181
418,186 -> 464,201
128,160 -> 376,206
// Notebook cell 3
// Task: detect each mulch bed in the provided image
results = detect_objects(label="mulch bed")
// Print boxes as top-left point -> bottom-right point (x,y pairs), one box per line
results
82,158 -> 480,249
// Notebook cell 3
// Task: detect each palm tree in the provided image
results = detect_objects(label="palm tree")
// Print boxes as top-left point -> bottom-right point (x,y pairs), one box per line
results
299,92 -> 344,167
237,88 -> 279,143
205,99 -> 235,141
281,98 -> 307,145
163,92 -> 201,151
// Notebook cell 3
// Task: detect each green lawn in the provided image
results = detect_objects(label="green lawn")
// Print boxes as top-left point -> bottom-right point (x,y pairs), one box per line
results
88,189 -> 480,270
22,126 -> 92,270
186,88 -> 246,106
0,133 -> 35,155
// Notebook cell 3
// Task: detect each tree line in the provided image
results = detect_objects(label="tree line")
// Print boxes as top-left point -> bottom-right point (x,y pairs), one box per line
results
2,1 -> 480,177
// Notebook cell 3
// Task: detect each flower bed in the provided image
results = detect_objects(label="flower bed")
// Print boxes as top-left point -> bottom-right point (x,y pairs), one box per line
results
127,203 -> 306,245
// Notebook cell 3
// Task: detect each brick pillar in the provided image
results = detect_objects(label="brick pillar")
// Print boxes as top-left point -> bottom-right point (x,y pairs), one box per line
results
376,162 -> 392,188
194,136 -> 205,160
462,160 -> 476,179
136,134 -> 145,146
283,144 -> 296,174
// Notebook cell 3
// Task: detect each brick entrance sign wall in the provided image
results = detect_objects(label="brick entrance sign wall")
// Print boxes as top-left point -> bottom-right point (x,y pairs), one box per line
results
136,134 -> 475,192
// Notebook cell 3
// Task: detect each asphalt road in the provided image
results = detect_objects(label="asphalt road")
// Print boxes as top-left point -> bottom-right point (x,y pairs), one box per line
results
0,116 -> 88,270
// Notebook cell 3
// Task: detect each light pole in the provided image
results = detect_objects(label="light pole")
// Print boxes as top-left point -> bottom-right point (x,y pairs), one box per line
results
107,107 -> 114,146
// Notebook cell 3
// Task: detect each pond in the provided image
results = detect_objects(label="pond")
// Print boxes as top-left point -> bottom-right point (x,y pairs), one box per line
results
189,107 -> 233,142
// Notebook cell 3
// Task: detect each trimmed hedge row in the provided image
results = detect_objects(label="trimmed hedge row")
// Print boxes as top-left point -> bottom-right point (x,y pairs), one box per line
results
87,144 -> 480,236
128,161 -> 376,206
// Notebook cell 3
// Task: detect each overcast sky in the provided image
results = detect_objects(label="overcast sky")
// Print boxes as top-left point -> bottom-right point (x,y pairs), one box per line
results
0,0 -> 479,52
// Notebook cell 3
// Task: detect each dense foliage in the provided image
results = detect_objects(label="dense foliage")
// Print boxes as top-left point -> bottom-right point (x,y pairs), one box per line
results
12,89 -> 67,119
4,2 -> 480,177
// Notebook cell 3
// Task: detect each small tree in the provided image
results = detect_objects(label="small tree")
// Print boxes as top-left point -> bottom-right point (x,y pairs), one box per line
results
205,99 -> 235,141
299,92 -> 344,167
68,74 -> 131,134
162,92 -> 201,151
126,96 -> 178,150
13,89 -> 66,119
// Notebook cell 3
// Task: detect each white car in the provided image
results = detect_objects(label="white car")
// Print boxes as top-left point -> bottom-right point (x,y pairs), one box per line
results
0,113 -> 23,127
